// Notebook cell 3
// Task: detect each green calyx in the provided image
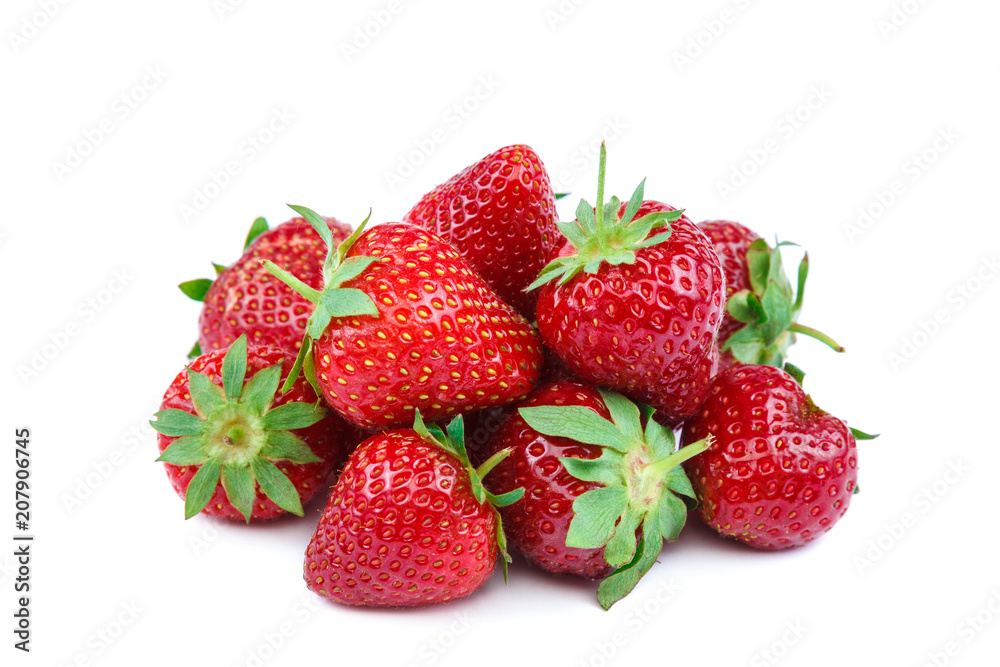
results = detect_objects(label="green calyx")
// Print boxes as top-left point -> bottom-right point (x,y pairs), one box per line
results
526,142 -> 685,291
151,334 -> 328,522
179,216 -> 270,358
263,204 -> 380,394
723,239 -> 845,366
411,410 -> 525,583
518,389 -> 711,610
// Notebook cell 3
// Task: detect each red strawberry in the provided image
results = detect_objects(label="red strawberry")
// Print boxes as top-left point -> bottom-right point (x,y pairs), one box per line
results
303,412 -> 522,607
264,206 -> 543,431
485,380 -> 711,609
151,335 -> 340,521
483,380 -> 615,580
180,214 -> 352,359
532,144 -> 726,423
681,364 -> 867,549
403,144 -> 559,317
698,220 -> 844,368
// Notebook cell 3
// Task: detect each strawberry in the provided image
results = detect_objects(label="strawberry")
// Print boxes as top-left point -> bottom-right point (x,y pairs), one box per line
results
698,220 -> 844,368
403,144 -> 559,317
264,206 -> 543,431
151,335 -> 340,521
531,144 -> 726,423
680,364 -> 871,549
486,380 -> 711,609
303,412 -> 523,607
179,214 -> 352,359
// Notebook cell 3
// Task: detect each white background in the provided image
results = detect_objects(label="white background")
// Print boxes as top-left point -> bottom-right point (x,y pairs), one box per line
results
2,1 -> 998,665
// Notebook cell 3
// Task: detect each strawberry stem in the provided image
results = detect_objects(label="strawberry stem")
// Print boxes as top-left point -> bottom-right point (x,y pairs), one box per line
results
788,322 -> 845,353
645,436 -> 713,479
594,142 -> 607,241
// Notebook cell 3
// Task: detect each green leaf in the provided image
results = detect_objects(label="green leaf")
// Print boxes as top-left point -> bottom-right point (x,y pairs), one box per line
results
328,256 -> 379,287
525,259 -> 575,291
178,279 -> 212,302
793,252 -> 809,316
519,406 -> 632,453
155,436 -> 211,465
302,348 -> 322,399
150,409 -> 206,437
445,415 -> 468,460
221,463 -> 257,522
598,389 -> 643,445
630,210 -> 675,232
556,221 -> 588,250
759,282 -> 793,345
240,364 -> 282,415
783,362 -> 806,385
333,209 -> 372,267
575,199 -> 596,234
619,216 -> 655,249
620,178 -> 646,225
281,338 -> 312,395
187,341 -> 202,359
187,370 -> 225,418
554,192 -> 571,200
306,303 -> 333,339
252,458 -> 304,516
602,505 -> 643,567
643,417 -> 675,461
495,507 -> 512,583
261,430 -> 324,464
850,427 -> 879,441
565,486 -> 629,550
212,263 -> 227,276
596,513 -> 662,610
222,335 -> 248,401
727,290 -> 768,325
427,424 -> 449,451
747,239 -> 771,295
244,216 -> 269,249
318,288 -> 379,319
262,259 -> 322,304
634,231 -> 672,249
560,449 -> 625,487
412,409 -> 433,441
487,487 -> 525,508
657,492 -> 689,541
184,457 -> 222,519
662,466 -> 697,505
468,469 -> 487,505
476,447 -> 514,479
262,402 -> 327,430
288,204 -> 334,252
721,325 -> 767,364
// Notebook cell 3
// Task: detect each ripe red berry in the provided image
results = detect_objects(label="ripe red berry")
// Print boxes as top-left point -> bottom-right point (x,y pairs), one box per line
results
486,379 -> 711,608
532,145 -> 726,422
152,335 -> 341,521
484,380 -> 616,580
404,144 -> 559,317
681,364 -> 860,549
264,206 -> 543,430
304,413 -> 522,607
180,215 -> 352,359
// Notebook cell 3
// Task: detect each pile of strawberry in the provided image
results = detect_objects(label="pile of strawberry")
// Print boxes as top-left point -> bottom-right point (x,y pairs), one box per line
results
152,143 -> 872,610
